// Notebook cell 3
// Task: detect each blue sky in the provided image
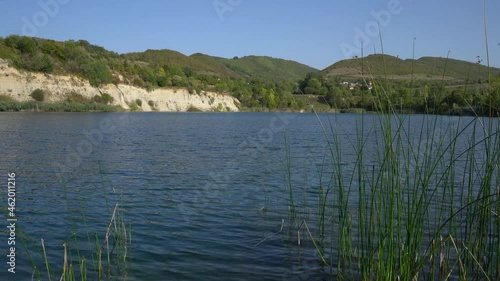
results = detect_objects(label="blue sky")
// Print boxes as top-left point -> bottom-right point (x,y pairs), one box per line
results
1,0 -> 499,70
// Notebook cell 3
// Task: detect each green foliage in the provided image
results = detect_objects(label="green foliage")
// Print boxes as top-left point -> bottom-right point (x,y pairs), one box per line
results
183,67 -> 193,77
323,54 -> 500,84
171,75 -> 185,87
81,60 -> 112,87
5,35 -> 38,54
148,100 -> 156,108
39,39 -> 66,61
135,99 -> 142,107
156,75 -> 170,87
0,43 -> 16,60
187,105 -> 202,112
66,92 -> 90,103
127,101 -> 139,111
191,54 -> 318,81
0,100 -> 119,112
30,89 -> 45,101
92,92 -> 114,105
1,36 -> 499,113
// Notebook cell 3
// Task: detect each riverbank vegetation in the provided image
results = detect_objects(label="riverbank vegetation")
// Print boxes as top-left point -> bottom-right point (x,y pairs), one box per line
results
1,35 -> 499,114
284,103 -> 499,279
15,164 -> 130,281
282,11 -> 500,279
0,91 -> 119,112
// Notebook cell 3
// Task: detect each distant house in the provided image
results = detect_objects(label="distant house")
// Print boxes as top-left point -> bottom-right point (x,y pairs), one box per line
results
340,80 -> 373,91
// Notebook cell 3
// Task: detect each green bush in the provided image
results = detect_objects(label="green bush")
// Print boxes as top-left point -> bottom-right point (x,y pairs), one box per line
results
30,89 -> 45,101
101,92 -> 114,105
15,53 -> 54,73
156,75 -> 169,87
92,92 -> 114,105
127,101 -> 139,111
66,92 -> 90,103
136,99 -> 142,107
187,105 -> 202,112
81,60 -> 112,87
0,101 -> 118,112
132,77 -> 145,88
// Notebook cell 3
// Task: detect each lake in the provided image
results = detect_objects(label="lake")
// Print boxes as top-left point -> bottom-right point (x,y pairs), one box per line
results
0,112 -> 498,280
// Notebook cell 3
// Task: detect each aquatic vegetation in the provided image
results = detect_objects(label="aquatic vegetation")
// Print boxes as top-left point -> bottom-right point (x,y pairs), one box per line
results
16,163 -> 131,281
284,8 -> 499,278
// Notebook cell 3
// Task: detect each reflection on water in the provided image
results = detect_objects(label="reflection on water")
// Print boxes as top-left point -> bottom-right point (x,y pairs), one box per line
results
0,112 -> 496,280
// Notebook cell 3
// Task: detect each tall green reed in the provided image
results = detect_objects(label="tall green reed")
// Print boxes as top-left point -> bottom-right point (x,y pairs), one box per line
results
284,4 -> 499,279
18,163 -> 131,281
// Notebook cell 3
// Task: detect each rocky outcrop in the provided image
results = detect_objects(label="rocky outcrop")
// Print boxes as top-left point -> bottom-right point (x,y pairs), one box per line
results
0,66 -> 241,112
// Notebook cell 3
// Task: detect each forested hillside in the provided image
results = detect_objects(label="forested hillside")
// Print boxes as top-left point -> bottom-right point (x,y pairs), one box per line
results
1,35 -> 499,115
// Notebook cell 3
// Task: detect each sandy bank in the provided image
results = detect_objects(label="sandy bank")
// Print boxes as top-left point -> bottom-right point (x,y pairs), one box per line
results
0,62 -> 240,112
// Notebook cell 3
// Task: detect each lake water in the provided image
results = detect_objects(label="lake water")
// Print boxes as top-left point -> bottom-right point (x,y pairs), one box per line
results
0,112 -> 497,280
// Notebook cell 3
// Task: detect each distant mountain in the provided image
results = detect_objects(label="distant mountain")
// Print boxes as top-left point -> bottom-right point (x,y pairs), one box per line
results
193,54 -> 318,81
1,35 -> 498,113
322,54 -> 500,83
124,49 -> 213,73
0,36 -> 318,110
124,50 -> 319,81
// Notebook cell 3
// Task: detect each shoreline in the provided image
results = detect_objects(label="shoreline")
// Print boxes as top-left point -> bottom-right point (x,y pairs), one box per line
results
0,65 -> 241,113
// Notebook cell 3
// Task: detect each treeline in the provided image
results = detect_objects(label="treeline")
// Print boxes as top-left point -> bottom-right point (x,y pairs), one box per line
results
297,72 -> 500,116
0,36 -> 305,110
1,35 -> 499,115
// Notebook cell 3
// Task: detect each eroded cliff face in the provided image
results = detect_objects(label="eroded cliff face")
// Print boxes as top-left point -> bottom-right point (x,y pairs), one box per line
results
0,62 -> 240,112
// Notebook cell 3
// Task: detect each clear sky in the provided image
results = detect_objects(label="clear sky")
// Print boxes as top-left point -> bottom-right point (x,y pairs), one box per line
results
1,0 -> 499,70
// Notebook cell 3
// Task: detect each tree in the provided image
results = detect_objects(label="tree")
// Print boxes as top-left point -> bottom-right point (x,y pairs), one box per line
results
40,40 -> 66,61
82,60 -> 113,87
266,89 -> 277,108
182,67 -> 193,78
15,53 -> 53,73
156,75 -> 169,87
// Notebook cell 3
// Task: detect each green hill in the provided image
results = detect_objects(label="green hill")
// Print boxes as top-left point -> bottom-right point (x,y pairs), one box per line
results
0,35 -> 315,110
0,35 -> 498,114
122,50 -> 318,82
123,49 -> 213,73
323,54 -> 500,83
200,55 -> 318,81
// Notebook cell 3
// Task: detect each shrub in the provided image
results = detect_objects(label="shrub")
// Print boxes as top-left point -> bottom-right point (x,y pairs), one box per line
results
156,75 -> 169,87
15,53 -> 54,73
136,99 -> 142,107
127,101 -> 139,111
101,92 -> 114,105
66,92 -> 90,103
30,89 -> 45,101
92,92 -> 114,105
132,77 -> 145,88
148,100 -> 155,108
187,105 -> 202,112
81,60 -> 113,87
